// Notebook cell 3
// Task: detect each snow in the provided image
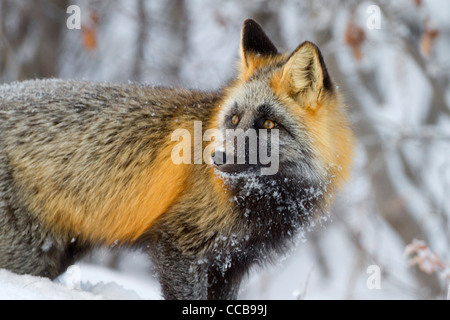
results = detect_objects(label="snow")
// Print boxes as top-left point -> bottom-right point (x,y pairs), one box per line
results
0,269 -> 97,300
0,261 -> 161,300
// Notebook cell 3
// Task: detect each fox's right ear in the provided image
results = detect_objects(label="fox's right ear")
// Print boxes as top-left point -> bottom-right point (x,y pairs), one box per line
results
239,19 -> 278,80
279,41 -> 334,108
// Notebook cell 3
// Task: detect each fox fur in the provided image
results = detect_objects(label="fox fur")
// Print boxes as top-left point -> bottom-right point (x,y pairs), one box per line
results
0,19 -> 354,299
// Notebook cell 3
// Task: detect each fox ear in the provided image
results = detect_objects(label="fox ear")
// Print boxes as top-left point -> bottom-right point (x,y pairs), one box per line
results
280,41 -> 333,107
239,19 -> 278,76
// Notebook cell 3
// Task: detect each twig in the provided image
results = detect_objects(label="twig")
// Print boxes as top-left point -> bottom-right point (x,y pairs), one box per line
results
299,265 -> 314,300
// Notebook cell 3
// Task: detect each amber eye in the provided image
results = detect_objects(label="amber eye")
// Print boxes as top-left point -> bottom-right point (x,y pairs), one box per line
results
263,120 -> 275,129
231,115 -> 239,126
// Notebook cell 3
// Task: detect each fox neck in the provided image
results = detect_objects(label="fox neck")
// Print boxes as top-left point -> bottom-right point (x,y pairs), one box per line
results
217,171 -> 327,255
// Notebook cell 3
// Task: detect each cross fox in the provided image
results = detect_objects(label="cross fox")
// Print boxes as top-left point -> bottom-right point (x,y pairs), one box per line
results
0,19 -> 354,299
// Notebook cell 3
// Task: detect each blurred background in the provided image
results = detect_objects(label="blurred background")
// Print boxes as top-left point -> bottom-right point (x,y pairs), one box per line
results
1,0 -> 449,299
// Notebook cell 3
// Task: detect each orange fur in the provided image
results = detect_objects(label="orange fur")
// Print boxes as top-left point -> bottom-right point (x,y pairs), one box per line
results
238,53 -> 287,82
32,143 -> 190,245
271,70 -> 354,190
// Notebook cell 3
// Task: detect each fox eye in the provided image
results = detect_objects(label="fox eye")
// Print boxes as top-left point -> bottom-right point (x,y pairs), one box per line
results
263,120 -> 275,129
231,115 -> 239,126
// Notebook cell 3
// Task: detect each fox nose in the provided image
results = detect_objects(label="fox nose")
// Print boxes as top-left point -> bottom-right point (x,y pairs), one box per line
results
211,150 -> 227,166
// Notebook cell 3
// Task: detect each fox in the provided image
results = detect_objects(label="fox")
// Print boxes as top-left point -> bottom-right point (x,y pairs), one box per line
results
0,19 -> 354,299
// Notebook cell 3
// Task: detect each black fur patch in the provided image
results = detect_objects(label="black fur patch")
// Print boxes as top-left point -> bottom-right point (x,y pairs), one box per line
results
242,19 -> 278,58
314,44 -> 334,92
199,171 -> 327,299
227,173 -> 324,253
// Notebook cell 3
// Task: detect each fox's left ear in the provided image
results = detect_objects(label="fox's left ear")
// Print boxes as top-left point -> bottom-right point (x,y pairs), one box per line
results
239,19 -> 278,78
279,41 -> 333,107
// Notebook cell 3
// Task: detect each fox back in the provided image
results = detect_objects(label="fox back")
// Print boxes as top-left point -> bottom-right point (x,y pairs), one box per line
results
0,19 -> 354,299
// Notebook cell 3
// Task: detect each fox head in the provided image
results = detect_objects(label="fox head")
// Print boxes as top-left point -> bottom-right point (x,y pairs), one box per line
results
211,19 -> 354,215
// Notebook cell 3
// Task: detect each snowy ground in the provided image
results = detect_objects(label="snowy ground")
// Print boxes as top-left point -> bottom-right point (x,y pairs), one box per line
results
0,265 -> 161,300
0,252 -> 161,300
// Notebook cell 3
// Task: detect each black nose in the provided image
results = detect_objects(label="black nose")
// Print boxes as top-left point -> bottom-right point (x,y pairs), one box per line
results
211,150 -> 227,166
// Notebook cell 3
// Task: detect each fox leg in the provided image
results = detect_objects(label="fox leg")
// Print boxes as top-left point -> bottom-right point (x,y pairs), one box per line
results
205,257 -> 242,300
148,238 -> 206,299
147,236 -> 243,300
0,201 -> 88,279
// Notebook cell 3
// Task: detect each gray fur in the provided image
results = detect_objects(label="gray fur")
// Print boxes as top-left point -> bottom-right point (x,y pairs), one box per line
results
0,79 -> 219,280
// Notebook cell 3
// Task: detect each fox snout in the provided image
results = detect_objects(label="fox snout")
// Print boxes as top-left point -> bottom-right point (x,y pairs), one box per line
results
211,150 -> 253,174
211,130 -> 279,176
211,132 -> 261,174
